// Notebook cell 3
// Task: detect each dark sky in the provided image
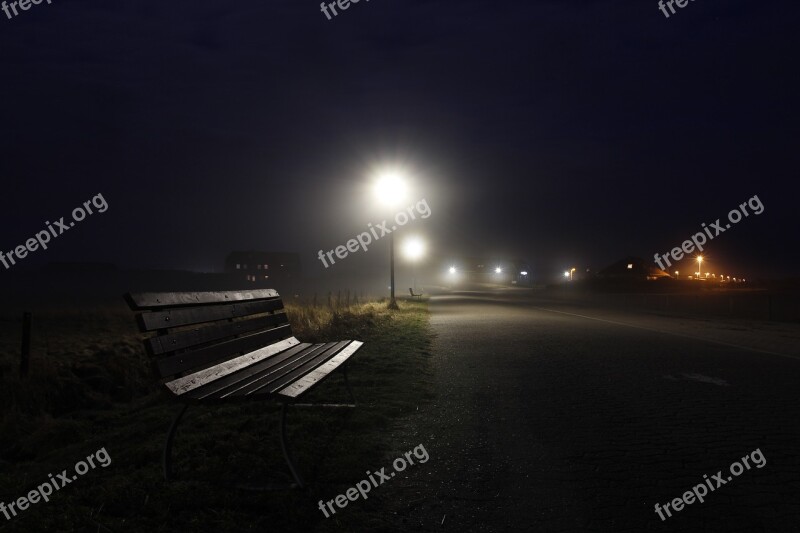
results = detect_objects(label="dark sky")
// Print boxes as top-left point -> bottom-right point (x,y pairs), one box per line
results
1,0 -> 798,280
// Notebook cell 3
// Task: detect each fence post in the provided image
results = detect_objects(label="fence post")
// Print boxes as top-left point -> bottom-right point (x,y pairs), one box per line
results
20,311 -> 32,378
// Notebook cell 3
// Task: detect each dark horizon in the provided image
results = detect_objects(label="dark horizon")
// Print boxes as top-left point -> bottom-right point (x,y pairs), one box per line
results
1,0 -> 798,281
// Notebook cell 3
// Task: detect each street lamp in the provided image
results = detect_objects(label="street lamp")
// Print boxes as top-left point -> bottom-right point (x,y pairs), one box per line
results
495,267 -> 502,274
449,266 -> 456,274
697,256 -> 703,279
401,236 -> 426,291
373,169 -> 408,309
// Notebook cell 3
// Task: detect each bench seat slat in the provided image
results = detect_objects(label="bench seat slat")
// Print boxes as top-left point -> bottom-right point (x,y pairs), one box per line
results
157,324 -> 293,378
244,341 -> 352,397
186,342 -> 318,400
224,342 -> 340,398
277,340 -> 363,398
163,336 -> 301,396
137,299 -> 285,331
147,313 -> 289,355
127,289 -> 279,310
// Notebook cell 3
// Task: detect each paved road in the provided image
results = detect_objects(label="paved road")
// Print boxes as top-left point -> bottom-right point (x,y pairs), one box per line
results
386,290 -> 800,532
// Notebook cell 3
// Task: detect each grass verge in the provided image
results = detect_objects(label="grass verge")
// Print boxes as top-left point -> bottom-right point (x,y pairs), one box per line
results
0,299 -> 433,532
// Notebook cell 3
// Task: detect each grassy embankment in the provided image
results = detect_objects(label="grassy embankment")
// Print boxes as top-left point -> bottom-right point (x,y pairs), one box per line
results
0,298 -> 433,532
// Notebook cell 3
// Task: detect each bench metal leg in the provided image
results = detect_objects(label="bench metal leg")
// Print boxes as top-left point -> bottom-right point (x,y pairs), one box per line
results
280,402 -> 305,489
164,403 -> 188,482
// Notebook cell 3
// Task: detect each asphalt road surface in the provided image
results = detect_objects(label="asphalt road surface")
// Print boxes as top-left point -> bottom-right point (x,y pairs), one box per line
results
385,290 -> 800,532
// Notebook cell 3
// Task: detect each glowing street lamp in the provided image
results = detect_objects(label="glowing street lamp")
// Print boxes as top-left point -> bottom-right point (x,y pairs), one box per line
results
495,267 -> 502,274
696,256 -> 703,279
373,168 -> 409,309
401,236 -> 426,292
402,236 -> 425,261
449,266 -> 457,274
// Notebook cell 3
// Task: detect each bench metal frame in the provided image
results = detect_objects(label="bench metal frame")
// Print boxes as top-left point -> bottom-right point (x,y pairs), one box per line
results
125,289 -> 364,490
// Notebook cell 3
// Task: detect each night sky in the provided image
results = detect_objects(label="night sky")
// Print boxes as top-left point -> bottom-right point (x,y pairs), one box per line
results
1,0 -> 798,280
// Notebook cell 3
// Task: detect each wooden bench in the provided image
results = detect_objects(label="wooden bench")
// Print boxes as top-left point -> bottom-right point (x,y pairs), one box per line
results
124,289 -> 364,489
409,287 -> 423,300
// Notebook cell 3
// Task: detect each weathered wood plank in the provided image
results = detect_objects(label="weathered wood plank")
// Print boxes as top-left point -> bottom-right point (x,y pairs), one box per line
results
156,325 -> 293,378
146,313 -> 289,355
163,336 -> 302,395
136,299 -> 285,331
245,341 -> 351,396
190,343 -> 324,400
277,341 -> 363,398
223,343 -> 338,398
126,289 -> 279,310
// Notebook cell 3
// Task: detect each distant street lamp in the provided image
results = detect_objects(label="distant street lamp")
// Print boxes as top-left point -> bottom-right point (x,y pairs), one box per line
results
696,256 -> 703,279
373,169 -> 409,309
449,266 -> 457,274
495,267 -> 502,274
401,236 -> 426,291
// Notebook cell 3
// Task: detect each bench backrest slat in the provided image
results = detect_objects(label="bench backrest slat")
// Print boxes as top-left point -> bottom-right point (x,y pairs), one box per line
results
146,313 -> 289,356
157,325 -> 294,377
136,299 -> 285,331
126,289 -> 293,382
126,289 -> 279,309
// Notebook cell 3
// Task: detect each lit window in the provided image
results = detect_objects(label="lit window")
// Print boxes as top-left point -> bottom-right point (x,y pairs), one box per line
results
264,264 -> 268,269
627,263 -> 633,269
236,264 -> 240,269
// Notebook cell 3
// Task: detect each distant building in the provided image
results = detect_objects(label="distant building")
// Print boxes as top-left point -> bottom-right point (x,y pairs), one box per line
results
224,251 -> 301,282
597,257 -> 670,281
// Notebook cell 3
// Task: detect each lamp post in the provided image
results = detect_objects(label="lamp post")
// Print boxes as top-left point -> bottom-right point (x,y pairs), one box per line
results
373,170 -> 408,310
697,256 -> 703,279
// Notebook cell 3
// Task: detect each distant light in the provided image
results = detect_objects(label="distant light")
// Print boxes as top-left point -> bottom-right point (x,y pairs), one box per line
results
401,236 -> 426,261
564,271 -> 570,278
449,266 -> 456,274
495,267 -> 502,274
627,263 -> 633,269
520,271 -> 528,276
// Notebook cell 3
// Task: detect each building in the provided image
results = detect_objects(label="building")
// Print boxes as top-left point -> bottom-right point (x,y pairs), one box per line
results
224,251 -> 301,282
597,256 -> 670,281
